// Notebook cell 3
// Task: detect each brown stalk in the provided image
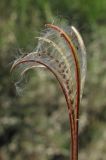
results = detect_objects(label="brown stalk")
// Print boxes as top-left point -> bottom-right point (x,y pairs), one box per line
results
11,57 -> 76,159
11,58 -> 75,159
11,23 -> 85,160
45,24 -> 80,160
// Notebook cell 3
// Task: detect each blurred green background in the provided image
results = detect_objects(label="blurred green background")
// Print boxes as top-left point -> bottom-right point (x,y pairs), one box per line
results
0,0 -> 106,160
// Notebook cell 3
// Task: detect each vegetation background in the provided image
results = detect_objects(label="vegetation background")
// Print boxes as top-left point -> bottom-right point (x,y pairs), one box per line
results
0,0 -> 106,160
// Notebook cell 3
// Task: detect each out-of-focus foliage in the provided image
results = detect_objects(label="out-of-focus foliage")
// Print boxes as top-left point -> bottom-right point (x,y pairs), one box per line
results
0,0 -> 106,160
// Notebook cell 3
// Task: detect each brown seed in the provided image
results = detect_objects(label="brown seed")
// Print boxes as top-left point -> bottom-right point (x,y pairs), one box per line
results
67,84 -> 70,90
66,69 -> 69,74
71,99 -> 74,105
59,61 -> 64,67
66,79 -> 69,84
55,59 -> 59,63
68,89 -> 72,95
62,69 -> 65,73
63,74 -> 66,79
59,63 -> 62,68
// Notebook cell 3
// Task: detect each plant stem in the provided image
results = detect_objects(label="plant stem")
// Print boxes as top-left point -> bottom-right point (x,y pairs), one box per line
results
69,112 -> 78,160
45,24 -> 80,160
12,24 -> 80,160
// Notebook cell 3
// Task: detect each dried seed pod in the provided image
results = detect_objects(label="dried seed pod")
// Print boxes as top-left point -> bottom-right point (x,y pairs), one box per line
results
70,26 -> 86,99
11,22 -> 87,160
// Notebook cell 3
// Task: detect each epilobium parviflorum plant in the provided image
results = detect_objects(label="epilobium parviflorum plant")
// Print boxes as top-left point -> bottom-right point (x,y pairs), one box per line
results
11,22 -> 86,160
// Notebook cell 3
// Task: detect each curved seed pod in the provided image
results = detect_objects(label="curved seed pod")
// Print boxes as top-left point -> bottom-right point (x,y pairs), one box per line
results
45,24 -> 81,125
36,37 -> 75,96
70,26 -> 86,99
36,29 -> 77,112
11,52 -> 45,74
11,23 -> 86,160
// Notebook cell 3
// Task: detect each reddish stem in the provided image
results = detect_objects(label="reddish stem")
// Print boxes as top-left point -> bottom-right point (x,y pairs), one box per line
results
45,24 -> 80,160
11,58 -> 75,160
